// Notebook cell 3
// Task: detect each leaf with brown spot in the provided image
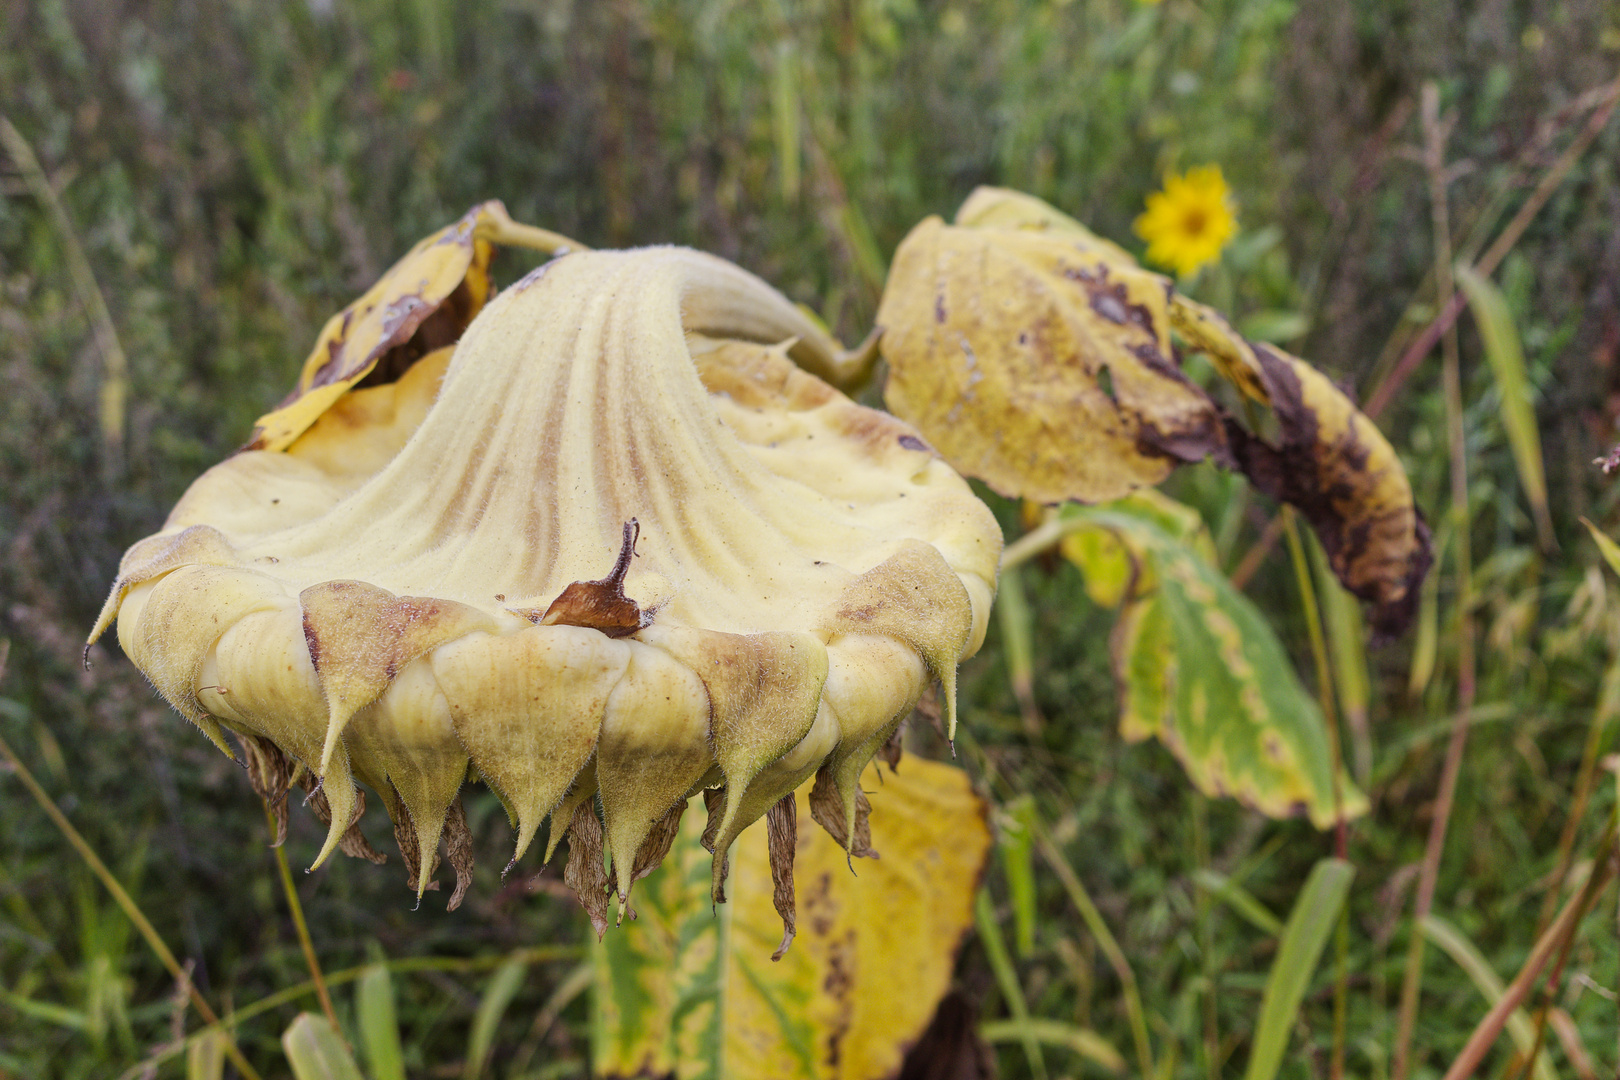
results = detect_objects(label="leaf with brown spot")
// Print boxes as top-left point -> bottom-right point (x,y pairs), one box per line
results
244,203 -> 503,452
879,215 -> 1230,505
592,758 -> 990,1080
808,766 -> 877,861
1218,342 -> 1432,639
564,801 -> 611,940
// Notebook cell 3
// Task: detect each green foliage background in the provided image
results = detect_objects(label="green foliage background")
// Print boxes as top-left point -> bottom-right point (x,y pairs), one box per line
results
3,0 -> 1619,1076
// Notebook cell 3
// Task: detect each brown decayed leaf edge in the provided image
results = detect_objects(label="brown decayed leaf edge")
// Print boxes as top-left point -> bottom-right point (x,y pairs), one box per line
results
564,801 -> 611,939
765,793 -> 797,961
1221,343 -> 1433,639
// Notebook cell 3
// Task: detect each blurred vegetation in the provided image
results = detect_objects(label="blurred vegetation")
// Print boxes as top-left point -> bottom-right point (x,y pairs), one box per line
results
3,0 -> 1620,1077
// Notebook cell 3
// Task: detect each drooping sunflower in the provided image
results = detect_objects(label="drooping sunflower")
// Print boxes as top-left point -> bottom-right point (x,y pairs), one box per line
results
1133,165 -> 1237,278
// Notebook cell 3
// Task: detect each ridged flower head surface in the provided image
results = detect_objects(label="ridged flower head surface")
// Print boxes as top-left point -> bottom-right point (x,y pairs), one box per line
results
88,213 -> 1001,937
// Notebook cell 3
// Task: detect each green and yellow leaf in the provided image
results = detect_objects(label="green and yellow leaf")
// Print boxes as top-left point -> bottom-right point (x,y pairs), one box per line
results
593,757 -> 991,1080
1062,496 -> 1366,828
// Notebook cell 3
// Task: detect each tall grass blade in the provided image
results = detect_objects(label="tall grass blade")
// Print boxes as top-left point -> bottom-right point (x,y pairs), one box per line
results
981,1018 -> 1125,1073
1244,858 -> 1355,1080
1192,869 -> 1283,937
463,957 -> 528,1080
282,1013 -> 365,1080
1421,916 -> 1558,1080
1456,264 -> 1553,549
975,888 -> 1047,1080
356,963 -> 405,1080
1000,795 -> 1039,958
996,565 -> 1043,734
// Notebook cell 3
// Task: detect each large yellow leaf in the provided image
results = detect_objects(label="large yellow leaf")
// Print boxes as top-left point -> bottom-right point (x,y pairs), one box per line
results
879,216 -> 1228,504
592,756 -> 991,1080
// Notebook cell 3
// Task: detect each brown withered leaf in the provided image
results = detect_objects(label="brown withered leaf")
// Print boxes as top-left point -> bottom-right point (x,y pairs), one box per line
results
526,520 -> 647,638
385,786 -> 441,895
296,771 -> 387,864
442,796 -> 475,912
1220,342 -> 1432,639
240,733 -> 295,846
624,801 -> 687,890
808,765 -> 878,861
879,216 -> 1229,504
245,203 -> 505,452
564,801 -> 611,939
765,794 -> 797,962
877,723 -> 904,774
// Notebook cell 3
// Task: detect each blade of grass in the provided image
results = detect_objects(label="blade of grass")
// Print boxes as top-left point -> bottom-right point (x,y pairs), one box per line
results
186,1030 -> 227,1080
114,946 -> 583,1080
282,1013 -> 365,1080
1440,815 -> 1617,1080
981,1018 -> 1125,1073
356,963 -> 405,1080
1421,915 -> 1557,1080
996,566 -> 1044,735
464,956 -> 529,1080
976,888 -> 1047,1080
1243,858 -> 1356,1080
0,642 -> 263,1080
265,800 -> 341,1038
1036,830 -> 1155,1080
1000,795 -> 1039,958
1192,870 -> 1283,937
507,961 -> 593,1080
1364,70 -> 1620,420
1455,264 -> 1553,549
1394,84 -> 1478,1080
0,116 -> 127,478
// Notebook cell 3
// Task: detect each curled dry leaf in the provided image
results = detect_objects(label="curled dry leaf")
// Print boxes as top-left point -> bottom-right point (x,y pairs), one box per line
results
87,210 -> 1001,936
880,187 -> 1429,636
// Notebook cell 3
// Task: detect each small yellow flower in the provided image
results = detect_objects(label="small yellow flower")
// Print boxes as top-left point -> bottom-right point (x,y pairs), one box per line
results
1134,165 -> 1237,278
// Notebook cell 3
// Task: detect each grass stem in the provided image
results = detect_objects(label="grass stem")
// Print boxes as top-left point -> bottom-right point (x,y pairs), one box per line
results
0,643 -> 263,1080
1392,82 -> 1476,1080
264,800 -> 343,1040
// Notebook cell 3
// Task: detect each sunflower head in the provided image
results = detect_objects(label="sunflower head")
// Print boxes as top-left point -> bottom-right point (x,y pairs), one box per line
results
1133,165 -> 1237,278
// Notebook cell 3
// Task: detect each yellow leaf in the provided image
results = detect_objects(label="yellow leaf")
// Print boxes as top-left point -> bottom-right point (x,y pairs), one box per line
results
879,216 -> 1227,504
593,756 -> 991,1080
244,202 -> 502,452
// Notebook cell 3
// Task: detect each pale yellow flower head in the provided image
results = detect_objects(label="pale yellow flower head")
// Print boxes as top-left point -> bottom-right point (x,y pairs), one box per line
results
1133,165 -> 1237,278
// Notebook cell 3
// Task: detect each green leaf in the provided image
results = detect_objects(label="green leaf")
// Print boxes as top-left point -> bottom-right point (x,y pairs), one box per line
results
1061,496 -> 1367,828
1457,263 -> 1553,549
356,962 -> 405,1080
1244,859 -> 1354,1080
282,1013 -> 365,1080
464,958 -> 529,1080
